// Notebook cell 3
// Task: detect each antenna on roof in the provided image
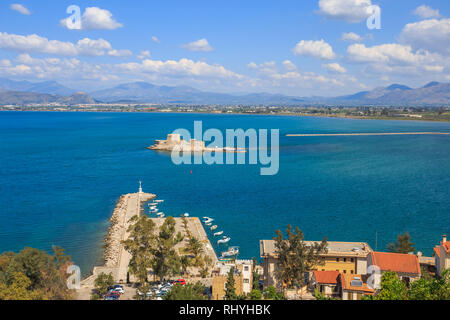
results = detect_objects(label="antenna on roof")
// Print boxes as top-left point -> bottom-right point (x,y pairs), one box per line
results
375,230 -> 378,251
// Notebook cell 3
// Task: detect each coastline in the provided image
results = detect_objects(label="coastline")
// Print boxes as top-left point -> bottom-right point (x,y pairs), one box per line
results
1,109 -> 449,123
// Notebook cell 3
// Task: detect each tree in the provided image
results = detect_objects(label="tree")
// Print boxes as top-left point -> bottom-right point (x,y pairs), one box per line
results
274,225 -> 327,289
187,237 -> 204,266
263,286 -> 285,300
180,255 -> 192,277
93,272 -> 114,297
252,257 -> 260,290
370,271 -> 408,300
0,272 -> 44,300
224,267 -> 237,300
387,232 -> 415,254
52,245 -> 71,269
408,268 -> 450,300
152,217 -> 184,281
0,247 -> 72,300
122,215 -> 156,284
249,289 -> 262,300
164,282 -> 207,300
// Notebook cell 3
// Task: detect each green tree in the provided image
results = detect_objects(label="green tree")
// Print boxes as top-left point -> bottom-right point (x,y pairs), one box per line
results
93,272 -> 114,297
263,286 -> 284,300
164,282 -> 207,300
252,257 -> 260,290
122,215 -> 156,284
387,232 -> 415,254
274,225 -> 327,289
224,267 -> 237,300
52,245 -> 71,269
249,289 -> 262,300
0,272 -> 44,300
408,268 -> 450,300
152,217 -> 184,281
371,271 -> 408,300
180,255 -> 192,277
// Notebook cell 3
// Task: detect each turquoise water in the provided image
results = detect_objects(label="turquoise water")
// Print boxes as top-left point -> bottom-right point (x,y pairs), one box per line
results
1,111 -> 449,275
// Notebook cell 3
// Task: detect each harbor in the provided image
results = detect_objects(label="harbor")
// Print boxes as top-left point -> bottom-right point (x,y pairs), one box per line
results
75,183 -> 219,300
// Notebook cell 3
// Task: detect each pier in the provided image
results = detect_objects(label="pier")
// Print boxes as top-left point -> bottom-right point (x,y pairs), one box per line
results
287,132 -> 450,137
76,186 -> 217,299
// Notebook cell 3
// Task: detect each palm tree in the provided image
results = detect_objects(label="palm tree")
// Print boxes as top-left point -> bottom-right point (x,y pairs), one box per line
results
180,255 -> 192,278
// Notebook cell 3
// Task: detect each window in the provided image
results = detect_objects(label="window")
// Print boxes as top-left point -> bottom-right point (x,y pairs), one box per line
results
244,279 -> 249,284
244,266 -> 249,271
350,258 -> 354,263
336,258 -> 339,262
344,258 -> 347,262
343,270 -> 347,274
351,270 -> 354,274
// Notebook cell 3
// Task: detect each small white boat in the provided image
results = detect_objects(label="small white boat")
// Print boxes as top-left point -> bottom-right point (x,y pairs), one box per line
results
159,214 -> 165,218
210,225 -> 218,231
183,213 -> 189,217
202,217 -> 214,224
155,200 -> 164,203
157,212 -> 164,216
205,222 -> 212,226
221,247 -> 239,258
214,231 -> 224,237
217,236 -> 231,244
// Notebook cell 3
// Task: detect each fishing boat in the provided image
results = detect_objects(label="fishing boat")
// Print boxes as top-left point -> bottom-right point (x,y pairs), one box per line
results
205,222 -> 212,226
202,217 -> 214,224
220,247 -> 239,259
213,231 -> 224,237
210,225 -> 218,231
217,236 -> 231,244
155,200 -> 164,203
157,212 -> 164,216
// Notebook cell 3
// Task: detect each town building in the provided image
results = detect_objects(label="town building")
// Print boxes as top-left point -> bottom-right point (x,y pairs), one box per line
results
310,270 -> 340,298
434,235 -> 450,277
367,251 -> 421,286
338,274 -> 375,300
259,240 -> 372,290
211,260 -> 253,300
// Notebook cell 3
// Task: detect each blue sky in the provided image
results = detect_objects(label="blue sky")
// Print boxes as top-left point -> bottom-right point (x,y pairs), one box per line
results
0,0 -> 449,96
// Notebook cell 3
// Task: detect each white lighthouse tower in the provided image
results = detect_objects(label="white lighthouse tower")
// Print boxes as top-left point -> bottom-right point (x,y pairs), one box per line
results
138,180 -> 143,194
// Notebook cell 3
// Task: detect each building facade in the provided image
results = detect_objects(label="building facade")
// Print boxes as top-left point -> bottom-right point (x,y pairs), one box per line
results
211,260 -> 253,300
434,235 -> 450,277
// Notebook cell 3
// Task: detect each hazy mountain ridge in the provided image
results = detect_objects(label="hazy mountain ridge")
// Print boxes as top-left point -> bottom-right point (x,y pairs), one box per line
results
0,79 -> 448,106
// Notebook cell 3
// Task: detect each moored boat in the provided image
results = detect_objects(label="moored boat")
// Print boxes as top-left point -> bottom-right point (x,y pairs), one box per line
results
214,231 -> 224,237
220,246 -> 239,258
210,225 -> 218,231
217,236 -> 231,244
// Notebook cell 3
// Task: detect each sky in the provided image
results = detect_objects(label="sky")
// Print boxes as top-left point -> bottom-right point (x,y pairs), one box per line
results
0,0 -> 449,96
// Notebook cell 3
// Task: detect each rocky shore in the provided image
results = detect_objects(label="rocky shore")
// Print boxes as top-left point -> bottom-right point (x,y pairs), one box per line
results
104,195 -> 127,267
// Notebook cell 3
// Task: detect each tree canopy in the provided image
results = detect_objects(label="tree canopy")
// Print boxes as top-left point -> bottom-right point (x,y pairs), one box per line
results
387,232 -> 415,254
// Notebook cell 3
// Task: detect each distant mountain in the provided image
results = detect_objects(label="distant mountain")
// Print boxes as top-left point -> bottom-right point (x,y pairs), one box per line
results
0,89 -> 96,105
0,78 -> 76,96
335,82 -> 450,106
89,81 -> 305,105
0,78 -> 448,106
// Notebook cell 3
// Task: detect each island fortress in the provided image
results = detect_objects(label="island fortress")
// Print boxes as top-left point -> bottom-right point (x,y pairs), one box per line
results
148,133 -> 245,153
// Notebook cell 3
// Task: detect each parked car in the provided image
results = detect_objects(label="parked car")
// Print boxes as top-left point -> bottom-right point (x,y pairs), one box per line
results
173,279 -> 186,286
104,292 -> 120,300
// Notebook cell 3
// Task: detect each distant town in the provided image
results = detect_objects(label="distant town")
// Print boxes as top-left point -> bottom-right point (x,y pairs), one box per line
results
2,104 -> 450,122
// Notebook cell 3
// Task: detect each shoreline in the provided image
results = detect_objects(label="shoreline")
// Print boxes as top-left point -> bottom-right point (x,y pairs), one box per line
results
1,109 -> 450,123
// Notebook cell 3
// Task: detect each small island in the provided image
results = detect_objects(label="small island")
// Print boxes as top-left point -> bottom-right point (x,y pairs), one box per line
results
147,134 -> 245,153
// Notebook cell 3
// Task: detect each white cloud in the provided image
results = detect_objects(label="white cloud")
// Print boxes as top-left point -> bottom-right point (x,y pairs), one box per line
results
61,7 -> 123,30
152,36 -> 160,44
108,49 -> 133,57
0,32 -> 132,57
413,5 -> 441,19
10,4 -> 31,15
317,0 -> 373,23
137,51 -> 151,59
292,39 -> 336,60
282,60 -> 298,71
323,62 -> 347,73
341,32 -> 363,42
181,39 -> 213,52
400,18 -> 450,54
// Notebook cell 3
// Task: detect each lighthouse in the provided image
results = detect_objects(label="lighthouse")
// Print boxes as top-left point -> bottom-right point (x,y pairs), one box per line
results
139,181 -> 143,194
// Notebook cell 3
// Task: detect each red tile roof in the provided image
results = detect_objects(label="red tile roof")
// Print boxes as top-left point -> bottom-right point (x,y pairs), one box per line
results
443,241 -> 450,253
339,274 -> 375,294
434,247 -> 440,258
371,252 -> 421,275
313,270 -> 340,284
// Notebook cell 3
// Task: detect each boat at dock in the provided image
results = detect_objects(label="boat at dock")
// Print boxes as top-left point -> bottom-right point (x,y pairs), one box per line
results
210,225 -> 218,231
217,236 -> 231,244
202,217 -> 214,224
155,200 -> 164,203
214,231 -> 224,237
220,246 -> 239,259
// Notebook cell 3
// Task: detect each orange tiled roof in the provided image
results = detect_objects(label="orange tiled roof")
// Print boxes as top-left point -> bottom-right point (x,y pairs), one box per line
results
434,247 -> 440,258
443,241 -> 450,253
371,252 -> 421,275
313,270 -> 340,284
339,274 -> 375,294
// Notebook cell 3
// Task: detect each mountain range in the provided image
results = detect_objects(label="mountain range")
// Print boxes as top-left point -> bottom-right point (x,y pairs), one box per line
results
0,78 -> 448,106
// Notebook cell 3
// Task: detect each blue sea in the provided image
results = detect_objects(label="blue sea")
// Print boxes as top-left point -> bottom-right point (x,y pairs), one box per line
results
1,111 -> 449,275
